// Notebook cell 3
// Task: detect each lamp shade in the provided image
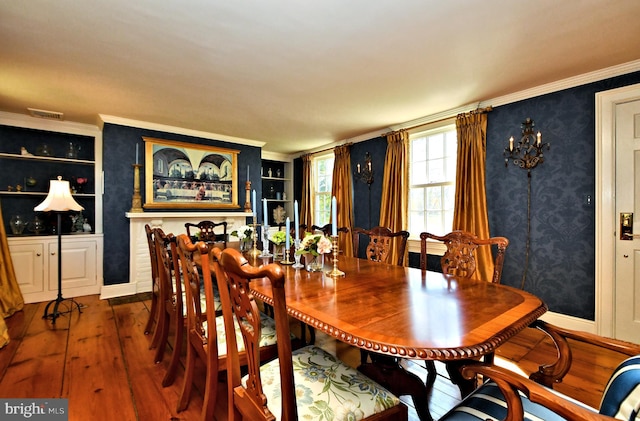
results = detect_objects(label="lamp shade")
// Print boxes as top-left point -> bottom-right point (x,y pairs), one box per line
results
34,176 -> 84,212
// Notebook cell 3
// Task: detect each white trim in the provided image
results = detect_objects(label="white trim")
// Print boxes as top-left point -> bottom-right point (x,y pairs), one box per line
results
595,82 -> 640,337
98,114 -> 266,149
539,311 -> 596,334
0,110 -> 100,135
100,282 -> 138,300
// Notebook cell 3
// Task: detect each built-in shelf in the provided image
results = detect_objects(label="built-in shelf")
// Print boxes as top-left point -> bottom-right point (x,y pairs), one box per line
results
0,191 -> 95,197
0,152 -> 94,165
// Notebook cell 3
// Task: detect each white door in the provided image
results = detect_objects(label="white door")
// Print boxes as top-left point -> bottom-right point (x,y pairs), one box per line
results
614,98 -> 640,342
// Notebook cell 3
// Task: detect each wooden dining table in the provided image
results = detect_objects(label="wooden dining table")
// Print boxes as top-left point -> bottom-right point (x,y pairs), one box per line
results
241,253 -> 548,421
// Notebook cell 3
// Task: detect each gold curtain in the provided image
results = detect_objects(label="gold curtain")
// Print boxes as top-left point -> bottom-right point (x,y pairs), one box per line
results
453,111 -> 494,282
300,154 -> 314,232
331,144 -> 354,257
0,201 -> 25,347
379,130 -> 409,266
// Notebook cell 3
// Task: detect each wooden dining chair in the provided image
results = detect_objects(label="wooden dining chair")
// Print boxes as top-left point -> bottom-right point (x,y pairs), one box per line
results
185,220 -> 228,247
420,230 -> 509,283
175,235 -> 281,419
420,230 -> 509,397
150,228 -> 186,388
217,247 -> 408,421
143,224 -> 160,339
352,226 -> 410,266
440,320 -> 640,420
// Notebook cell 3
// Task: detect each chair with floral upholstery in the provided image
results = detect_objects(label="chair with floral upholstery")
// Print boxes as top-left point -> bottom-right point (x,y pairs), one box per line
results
440,320 -> 640,420
217,247 -> 408,421
175,236 -> 282,419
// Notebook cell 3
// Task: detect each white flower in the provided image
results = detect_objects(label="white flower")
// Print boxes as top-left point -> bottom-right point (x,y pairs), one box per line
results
231,225 -> 253,240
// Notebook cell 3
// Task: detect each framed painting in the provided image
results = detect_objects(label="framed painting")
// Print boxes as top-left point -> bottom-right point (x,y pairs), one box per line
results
143,137 -> 240,209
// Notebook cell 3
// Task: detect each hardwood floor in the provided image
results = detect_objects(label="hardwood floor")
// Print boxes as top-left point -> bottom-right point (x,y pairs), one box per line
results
0,293 -> 628,420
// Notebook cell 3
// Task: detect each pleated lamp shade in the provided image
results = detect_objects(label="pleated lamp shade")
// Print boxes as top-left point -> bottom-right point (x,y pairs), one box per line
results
34,176 -> 84,212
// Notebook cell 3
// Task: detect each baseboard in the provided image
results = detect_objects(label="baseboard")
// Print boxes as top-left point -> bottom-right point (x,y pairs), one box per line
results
539,311 -> 596,333
99,283 -> 138,300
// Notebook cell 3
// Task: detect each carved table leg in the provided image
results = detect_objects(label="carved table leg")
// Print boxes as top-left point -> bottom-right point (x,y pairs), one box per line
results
358,354 -> 433,421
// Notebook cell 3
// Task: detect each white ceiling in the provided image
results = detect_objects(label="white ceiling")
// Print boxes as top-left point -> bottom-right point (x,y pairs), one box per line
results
1,1 -> 640,154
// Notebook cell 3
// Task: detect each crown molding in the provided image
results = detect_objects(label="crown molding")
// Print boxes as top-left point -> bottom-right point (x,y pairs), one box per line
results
98,114 -> 265,149
479,59 -> 640,108
0,111 -> 100,136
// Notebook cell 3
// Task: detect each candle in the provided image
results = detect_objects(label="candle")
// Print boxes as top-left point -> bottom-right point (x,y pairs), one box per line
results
285,217 -> 290,250
537,132 -> 541,146
357,163 -> 361,173
252,189 -> 256,216
294,200 -> 299,240
509,136 -> 514,152
135,143 -> 139,165
331,196 -> 337,236
247,165 -> 250,180
263,198 -> 268,226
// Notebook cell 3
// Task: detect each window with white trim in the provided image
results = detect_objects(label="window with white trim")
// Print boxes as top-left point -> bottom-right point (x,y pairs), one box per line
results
312,154 -> 334,226
408,125 -> 457,237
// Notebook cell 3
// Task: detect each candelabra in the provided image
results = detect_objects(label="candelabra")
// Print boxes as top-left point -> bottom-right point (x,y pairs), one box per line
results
504,118 -> 550,290
326,235 -> 345,277
354,152 -> 374,228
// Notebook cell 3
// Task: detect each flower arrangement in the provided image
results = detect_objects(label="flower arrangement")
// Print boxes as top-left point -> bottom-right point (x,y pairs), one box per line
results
296,233 -> 332,256
269,230 -> 286,245
230,225 -> 253,241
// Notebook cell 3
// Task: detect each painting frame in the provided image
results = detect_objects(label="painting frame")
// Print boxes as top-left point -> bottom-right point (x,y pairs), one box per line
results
143,137 -> 240,209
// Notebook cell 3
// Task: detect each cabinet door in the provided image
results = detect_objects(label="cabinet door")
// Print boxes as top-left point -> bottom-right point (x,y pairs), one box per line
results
8,242 -> 45,295
48,240 -> 97,291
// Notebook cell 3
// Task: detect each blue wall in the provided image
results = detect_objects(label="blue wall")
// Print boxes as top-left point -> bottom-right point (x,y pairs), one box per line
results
102,123 -> 261,285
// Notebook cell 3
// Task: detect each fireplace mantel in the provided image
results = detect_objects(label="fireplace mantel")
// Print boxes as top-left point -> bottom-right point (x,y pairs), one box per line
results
125,211 -> 252,294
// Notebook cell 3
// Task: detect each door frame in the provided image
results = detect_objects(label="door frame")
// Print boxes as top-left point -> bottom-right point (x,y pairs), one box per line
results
596,82 -> 640,337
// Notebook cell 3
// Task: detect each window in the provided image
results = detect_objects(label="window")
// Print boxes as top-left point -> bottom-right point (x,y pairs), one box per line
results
312,154 -> 334,226
408,125 -> 457,237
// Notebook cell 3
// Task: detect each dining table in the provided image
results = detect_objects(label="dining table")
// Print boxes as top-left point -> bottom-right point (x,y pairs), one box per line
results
238,253 -> 548,421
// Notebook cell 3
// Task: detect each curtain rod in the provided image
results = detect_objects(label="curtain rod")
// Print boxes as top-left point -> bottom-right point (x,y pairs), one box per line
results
304,142 -> 352,157
382,106 -> 494,137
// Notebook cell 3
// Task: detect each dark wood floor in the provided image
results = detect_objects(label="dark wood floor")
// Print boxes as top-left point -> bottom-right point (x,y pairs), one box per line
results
0,293 -> 628,420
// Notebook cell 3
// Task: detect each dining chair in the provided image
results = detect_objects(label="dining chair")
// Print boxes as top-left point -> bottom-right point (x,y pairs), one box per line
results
217,247 -> 408,421
185,220 -> 228,248
352,226 -> 410,266
175,236 -> 281,419
150,228 -> 186,387
420,230 -> 509,397
420,230 -> 509,283
440,320 -> 640,420
143,224 -> 160,338
310,223 -> 349,236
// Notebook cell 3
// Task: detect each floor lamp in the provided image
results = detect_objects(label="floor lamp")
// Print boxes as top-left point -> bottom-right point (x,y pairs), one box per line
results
35,176 -> 84,324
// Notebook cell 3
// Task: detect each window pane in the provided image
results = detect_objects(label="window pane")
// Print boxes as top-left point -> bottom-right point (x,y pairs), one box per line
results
409,188 -> 425,210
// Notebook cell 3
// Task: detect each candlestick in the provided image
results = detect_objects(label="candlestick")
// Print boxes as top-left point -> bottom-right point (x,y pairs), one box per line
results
331,196 -> 337,236
130,164 -> 143,212
294,200 -> 299,240
292,238 -> 303,269
244,180 -> 252,212
326,235 -> 345,277
247,218 -> 262,259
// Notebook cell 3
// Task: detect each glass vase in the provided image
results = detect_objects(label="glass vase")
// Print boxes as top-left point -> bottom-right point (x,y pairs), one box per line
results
305,253 -> 324,272
9,215 -> 27,235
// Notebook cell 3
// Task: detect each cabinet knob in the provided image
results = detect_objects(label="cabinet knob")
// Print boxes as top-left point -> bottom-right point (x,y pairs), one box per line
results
36,253 -> 41,257
51,252 -> 56,256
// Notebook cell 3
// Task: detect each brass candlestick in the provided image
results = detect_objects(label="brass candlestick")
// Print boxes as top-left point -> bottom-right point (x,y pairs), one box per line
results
247,219 -> 262,259
130,164 -> 143,213
244,180 -> 252,212
280,247 -> 294,265
326,235 -> 345,277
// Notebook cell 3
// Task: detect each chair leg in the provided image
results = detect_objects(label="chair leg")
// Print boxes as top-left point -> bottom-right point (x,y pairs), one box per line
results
162,314 -> 184,387
424,360 -> 437,387
153,307 -> 170,363
144,290 -> 158,335
149,299 -> 166,350
201,357 -> 219,421
177,340 -> 195,412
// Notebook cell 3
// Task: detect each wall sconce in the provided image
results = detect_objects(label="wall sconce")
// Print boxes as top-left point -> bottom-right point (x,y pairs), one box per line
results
504,118 -> 550,290
504,118 -> 550,172
355,151 -> 374,186
354,152 -> 374,228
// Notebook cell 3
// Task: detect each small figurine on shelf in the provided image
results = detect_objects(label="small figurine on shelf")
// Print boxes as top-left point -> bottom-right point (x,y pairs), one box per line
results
71,212 -> 85,233
83,219 -> 92,233
20,147 -> 33,156
268,168 -> 272,177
